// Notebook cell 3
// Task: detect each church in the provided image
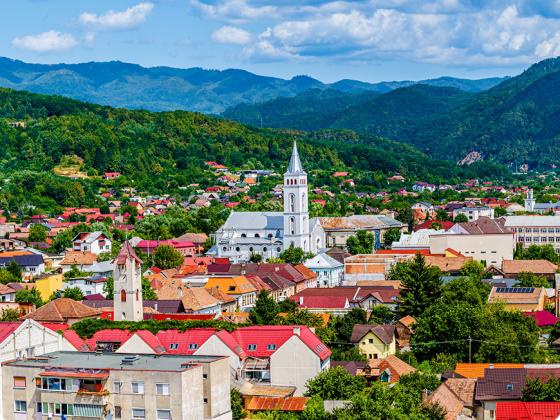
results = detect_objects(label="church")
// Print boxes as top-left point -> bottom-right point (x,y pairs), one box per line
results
213,142 -> 325,262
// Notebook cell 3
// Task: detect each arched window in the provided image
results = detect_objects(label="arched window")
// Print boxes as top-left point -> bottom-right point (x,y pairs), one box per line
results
136,289 -> 139,301
241,233 -> 247,238
268,233 -> 273,238
120,290 -> 126,302
317,237 -> 322,249
235,247 -> 240,252
289,194 -> 295,212
254,233 -> 260,238
277,247 -> 281,252
263,247 -> 267,252
302,192 -> 306,211
290,217 -> 295,235
249,247 -> 254,252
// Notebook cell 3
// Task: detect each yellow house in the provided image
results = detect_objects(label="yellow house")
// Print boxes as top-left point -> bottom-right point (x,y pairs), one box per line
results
204,276 -> 257,310
33,273 -> 63,301
350,324 -> 396,360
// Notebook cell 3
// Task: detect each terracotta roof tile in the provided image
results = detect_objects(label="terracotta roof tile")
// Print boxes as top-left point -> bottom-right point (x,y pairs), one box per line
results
455,363 -> 524,379
445,378 -> 477,406
23,298 -> 101,322
246,396 -> 309,412
502,260 -> 558,275
60,251 -> 97,266
427,383 -> 464,420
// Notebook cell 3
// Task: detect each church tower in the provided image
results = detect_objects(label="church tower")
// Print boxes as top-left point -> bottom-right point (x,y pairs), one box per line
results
113,241 -> 144,321
283,142 -> 310,252
525,188 -> 535,212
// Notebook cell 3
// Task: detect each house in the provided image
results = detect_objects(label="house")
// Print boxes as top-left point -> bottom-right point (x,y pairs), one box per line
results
496,402 -> 560,420
2,351 -> 231,420
103,171 -> 121,179
304,252 -> 344,288
358,354 -> 415,383
475,368 -> 527,420
33,272 -> 64,301
60,251 -> 97,273
412,182 -> 436,192
454,363 -> 524,379
174,232 -> 209,254
23,298 -> 101,324
344,253 -> 413,284
318,215 -> 406,250
0,251 -> 45,279
430,217 -> 514,266
72,231 -> 112,255
350,324 -> 396,360
488,286 -> 546,312
158,278 -> 223,314
204,276 -> 257,310
136,240 -> 196,257
425,254 -> 473,275
61,276 -> 108,297
523,310 -> 559,327
502,259 -> 558,282
425,382 -> 467,420
452,206 -> 495,221
326,247 -> 351,264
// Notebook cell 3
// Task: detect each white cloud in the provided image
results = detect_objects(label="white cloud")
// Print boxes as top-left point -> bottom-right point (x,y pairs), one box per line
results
535,32 -> 560,59
12,31 -> 78,52
212,26 -> 252,44
190,0 -> 276,23
79,2 -> 154,30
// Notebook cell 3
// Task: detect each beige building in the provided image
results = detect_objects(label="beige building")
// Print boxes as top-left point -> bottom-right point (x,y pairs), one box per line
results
505,215 -> 560,250
2,351 -> 232,420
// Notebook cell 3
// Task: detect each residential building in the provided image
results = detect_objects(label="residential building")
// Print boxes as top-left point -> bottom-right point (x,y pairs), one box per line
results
318,215 -> 406,250
114,241 -> 144,321
33,273 -> 63,301
358,355 -> 415,383
395,316 -> 415,350
501,259 -> 558,282
304,253 -> 343,288
60,276 -> 108,297
430,217 -> 514,266
59,251 -> 97,273
426,381 -> 467,420
204,276 -> 257,310
344,253 -> 413,284
72,231 -> 112,255
496,402 -> 560,420
350,324 -> 396,360
136,240 -> 196,257
488,286 -> 546,312
0,251 -> 45,280
23,298 -> 101,324
1,351 -> 232,420
504,215 -> 560,250
213,142 -> 325,261
452,206 -> 495,221
244,396 -> 308,417
475,368 -> 526,420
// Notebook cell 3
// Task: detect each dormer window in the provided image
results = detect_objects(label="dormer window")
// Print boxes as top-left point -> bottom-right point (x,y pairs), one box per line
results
267,344 -> 277,351
169,343 -> 179,350
188,343 -> 198,350
506,384 -> 514,391
247,344 -> 257,351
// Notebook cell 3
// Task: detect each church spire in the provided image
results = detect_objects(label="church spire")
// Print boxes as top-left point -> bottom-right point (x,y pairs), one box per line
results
286,141 -> 306,175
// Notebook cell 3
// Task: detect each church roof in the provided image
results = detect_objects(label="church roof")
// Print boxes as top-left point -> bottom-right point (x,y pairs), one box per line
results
116,241 -> 143,265
219,212 -> 284,232
286,142 -> 306,175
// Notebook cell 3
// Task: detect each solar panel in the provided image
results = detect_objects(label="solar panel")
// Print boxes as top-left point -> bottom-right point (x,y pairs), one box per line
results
495,287 -> 535,294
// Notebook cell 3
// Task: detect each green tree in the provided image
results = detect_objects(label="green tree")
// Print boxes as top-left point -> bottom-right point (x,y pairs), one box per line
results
152,245 -> 184,269
346,230 -> 374,255
279,246 -> 306,264
397,254 -> 443,317
0,308 -> 20,321
28,224 -> 48,242
454,214 -> 468,223
63,286 -> 84,301
103,277 -> 114,299
231,388 -> 246,420
7,260 -> 22,280
494,207 -> 507,217
250,253 -> 263,263
0,269 -> 19,284
383,228 -> 402,248
15,288 -> 43,307
249,291 -> 279,325
517,272 -> 550,288
305,366 -> 366,400
142,277 -> 157,300
369,305 -> 397,325
435,208 -> 451,221
523,378 -> 560,401
460,260 -> 486,279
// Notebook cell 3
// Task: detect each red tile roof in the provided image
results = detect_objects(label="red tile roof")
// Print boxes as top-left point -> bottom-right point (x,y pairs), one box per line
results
156,329 -> 216,355
496,402 -> 560,420
116,241 -> 142,265
0,322 -> 21,343
294,295 -> 349,309
523,310 -> 559,327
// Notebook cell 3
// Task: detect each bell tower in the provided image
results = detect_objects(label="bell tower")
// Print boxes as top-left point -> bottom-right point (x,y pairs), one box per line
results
113,241 -> 144,321
283,142 -> 309,252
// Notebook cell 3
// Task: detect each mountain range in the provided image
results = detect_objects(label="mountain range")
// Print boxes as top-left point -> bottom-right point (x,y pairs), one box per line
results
0,57 -> 506,114
224,58 -> 560,169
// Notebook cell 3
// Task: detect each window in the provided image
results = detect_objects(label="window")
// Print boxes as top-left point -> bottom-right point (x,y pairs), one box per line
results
169,343 -> 179,350
203,373 -> 208,380
120,289 -> 126,302
14,401 -> 26,413
254,233 -> 260,238
41,377 -> 68,391
506,383 -> 514,391
248,344 -> 257,350
267,344 -> 277,350
368,339 -> 373,344
228,286 -> 236,291
235,247 -> 240,252
490,410 -> 495,418
263,247 -> 267,252
132,382 -> 144,394
204,398 -> 208,405
157,410 -> 172,420
241,233 -> 247,238
132,408 -> 146,419
156,383 -> 170,395
115,406 -> 122,419
188,343 -> 198,350
13,376 -> 26,388
113,381 -> 122,394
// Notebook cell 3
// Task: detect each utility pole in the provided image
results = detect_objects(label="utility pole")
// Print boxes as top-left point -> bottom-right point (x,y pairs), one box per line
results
468,336 -> 472,363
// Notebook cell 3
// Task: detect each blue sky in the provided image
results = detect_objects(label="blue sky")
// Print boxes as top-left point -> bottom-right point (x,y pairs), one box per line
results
2,0 -> 560,82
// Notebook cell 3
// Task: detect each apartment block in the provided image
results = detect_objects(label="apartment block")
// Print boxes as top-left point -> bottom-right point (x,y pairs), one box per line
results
2,351 -> 231,420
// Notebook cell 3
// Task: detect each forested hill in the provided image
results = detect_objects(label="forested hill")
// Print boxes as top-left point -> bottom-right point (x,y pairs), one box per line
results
0,87 -> 506,209
0,57 -> 505,114
223,57 -> 560,169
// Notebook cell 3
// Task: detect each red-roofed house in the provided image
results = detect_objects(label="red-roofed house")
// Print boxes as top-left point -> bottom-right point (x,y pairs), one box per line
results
136,240 -> 196,257
523,310 -> 559,327
496,402 -> 560,420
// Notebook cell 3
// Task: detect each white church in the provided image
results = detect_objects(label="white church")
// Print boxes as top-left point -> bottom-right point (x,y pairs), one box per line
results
213,142 -> 325,262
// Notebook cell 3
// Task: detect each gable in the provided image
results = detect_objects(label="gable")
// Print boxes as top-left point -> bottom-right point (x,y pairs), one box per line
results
117,334 -> 158,355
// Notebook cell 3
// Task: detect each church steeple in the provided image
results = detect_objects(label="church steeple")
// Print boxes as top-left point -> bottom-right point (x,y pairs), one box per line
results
286,141 -> 306,175
283,141 -> 309,252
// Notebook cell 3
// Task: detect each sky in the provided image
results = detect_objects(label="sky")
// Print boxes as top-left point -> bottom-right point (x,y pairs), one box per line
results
2,0 -> 560,83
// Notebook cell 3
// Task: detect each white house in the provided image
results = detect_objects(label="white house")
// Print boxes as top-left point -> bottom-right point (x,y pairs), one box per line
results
452,206 -> 495,221
304,253 -> 344,288
72,231 -> 112,255
60,276 -> 108,296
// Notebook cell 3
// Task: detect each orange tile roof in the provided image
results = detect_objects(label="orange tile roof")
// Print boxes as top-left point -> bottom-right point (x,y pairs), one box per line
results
427,383 -> 464,420
454,363 -> 524,379
425,256 -> 472,272
205,276 -> 257,294
502,259 -> 558,275
246,396 -> 308,412
24,298 -> 101,322
60,251 -> 97,266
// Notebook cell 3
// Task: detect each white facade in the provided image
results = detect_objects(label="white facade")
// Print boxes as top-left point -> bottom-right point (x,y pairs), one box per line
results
505,215 -> 560,250
113,242 -> 143,321
429,233 -> 514,266
452,206 -> 494,221
60,277 -> 107,296
304,253 -> 344,288
72,231 -> 112,255
214,142 -> 325,261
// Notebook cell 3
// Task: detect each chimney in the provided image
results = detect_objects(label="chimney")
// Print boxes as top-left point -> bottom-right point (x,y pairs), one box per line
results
299,296 -> 304,306
293,326 -> 300,336
154,302 -> 158,312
